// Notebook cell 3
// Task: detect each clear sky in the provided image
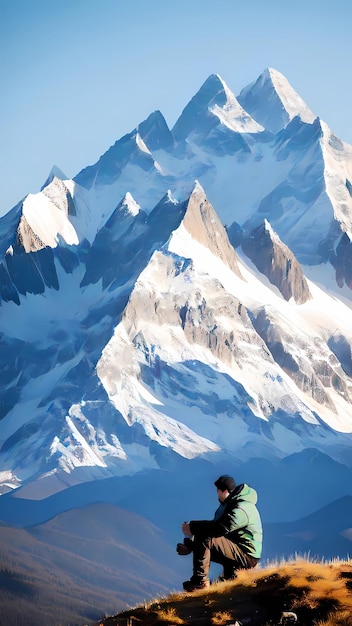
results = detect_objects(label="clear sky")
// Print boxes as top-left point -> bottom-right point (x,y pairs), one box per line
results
1,0 -> 351,216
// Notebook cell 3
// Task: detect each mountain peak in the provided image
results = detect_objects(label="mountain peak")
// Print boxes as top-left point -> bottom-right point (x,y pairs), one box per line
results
191,179 -> 206,197
41,165 -> 68,191
119,192 -> 141,217
17,180 -> 79,253
238,67 -> 315,134
172,181 -> 242,277
172,74 -> 228,142
198,73 -> 228,95
137,110 -> 174,151
173,73 -> 264,142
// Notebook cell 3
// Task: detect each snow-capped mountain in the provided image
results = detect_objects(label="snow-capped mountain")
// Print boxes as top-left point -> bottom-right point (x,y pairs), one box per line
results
1,66 -> 352,508
237,67 -> 316,133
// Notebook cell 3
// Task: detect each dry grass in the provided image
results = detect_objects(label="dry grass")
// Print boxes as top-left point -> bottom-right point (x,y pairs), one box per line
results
155,606 -> 185,624
97,557 -> 352,626
315,610 -> 352,626
210,610 -> 234,625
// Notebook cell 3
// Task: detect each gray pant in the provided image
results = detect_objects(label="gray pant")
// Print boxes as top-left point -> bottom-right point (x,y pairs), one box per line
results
192,535 -> 259,581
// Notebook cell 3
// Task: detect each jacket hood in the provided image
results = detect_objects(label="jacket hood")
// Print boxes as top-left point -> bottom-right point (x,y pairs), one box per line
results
232,483 -> 258,504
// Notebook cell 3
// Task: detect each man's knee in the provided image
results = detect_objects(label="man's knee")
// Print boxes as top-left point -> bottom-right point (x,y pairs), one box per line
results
194,535 -> 211,548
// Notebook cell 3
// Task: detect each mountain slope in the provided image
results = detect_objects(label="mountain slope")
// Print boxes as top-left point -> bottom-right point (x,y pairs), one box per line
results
0,503 -> 180,626
264,495 -> 352,560
242,218 -> 312,303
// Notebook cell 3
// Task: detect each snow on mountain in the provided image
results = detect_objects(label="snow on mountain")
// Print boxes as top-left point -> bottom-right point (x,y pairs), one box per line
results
210,77 -> 264,134
237,67 -> 316,134
173,74 -> 264,141
73,126 -> 171,228
316,118 -> 352,241
172,73 -> 267,165
19,179 -> 79,252
239,115 -> 352,271
119,191 -> 141,216
0,67 -> 352,503
95,182 -> 352,483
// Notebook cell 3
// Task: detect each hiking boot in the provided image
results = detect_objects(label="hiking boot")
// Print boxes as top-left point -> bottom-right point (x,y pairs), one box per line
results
177,542 -> 192,555
182,577 -> 210,592
176,537 -> 193,555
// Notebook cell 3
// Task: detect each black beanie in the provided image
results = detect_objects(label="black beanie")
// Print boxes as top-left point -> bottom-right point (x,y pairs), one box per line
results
214,475 -> 236,492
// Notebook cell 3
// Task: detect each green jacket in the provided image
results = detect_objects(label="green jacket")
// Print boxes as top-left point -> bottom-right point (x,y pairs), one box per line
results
189,483 -> 263,559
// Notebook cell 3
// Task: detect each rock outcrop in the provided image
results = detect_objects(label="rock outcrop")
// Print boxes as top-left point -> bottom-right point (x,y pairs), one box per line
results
242,219 -> 311,304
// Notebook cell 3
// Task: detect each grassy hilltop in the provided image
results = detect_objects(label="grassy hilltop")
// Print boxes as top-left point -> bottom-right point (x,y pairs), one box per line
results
95,558 -> 352,626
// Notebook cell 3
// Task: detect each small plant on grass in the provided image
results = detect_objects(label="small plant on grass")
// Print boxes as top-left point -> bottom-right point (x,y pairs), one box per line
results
211,610 -> 233,625
156,606 -> 185,624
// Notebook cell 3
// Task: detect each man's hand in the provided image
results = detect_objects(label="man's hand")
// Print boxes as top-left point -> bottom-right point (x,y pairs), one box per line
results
182,521 -> 192,537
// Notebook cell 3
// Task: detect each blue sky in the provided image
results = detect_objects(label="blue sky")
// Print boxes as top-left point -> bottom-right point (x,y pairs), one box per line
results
0,0 -> 351,216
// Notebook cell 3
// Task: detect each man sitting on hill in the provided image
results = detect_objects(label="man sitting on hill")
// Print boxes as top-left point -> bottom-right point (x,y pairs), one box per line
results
177,474 -> 263,592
